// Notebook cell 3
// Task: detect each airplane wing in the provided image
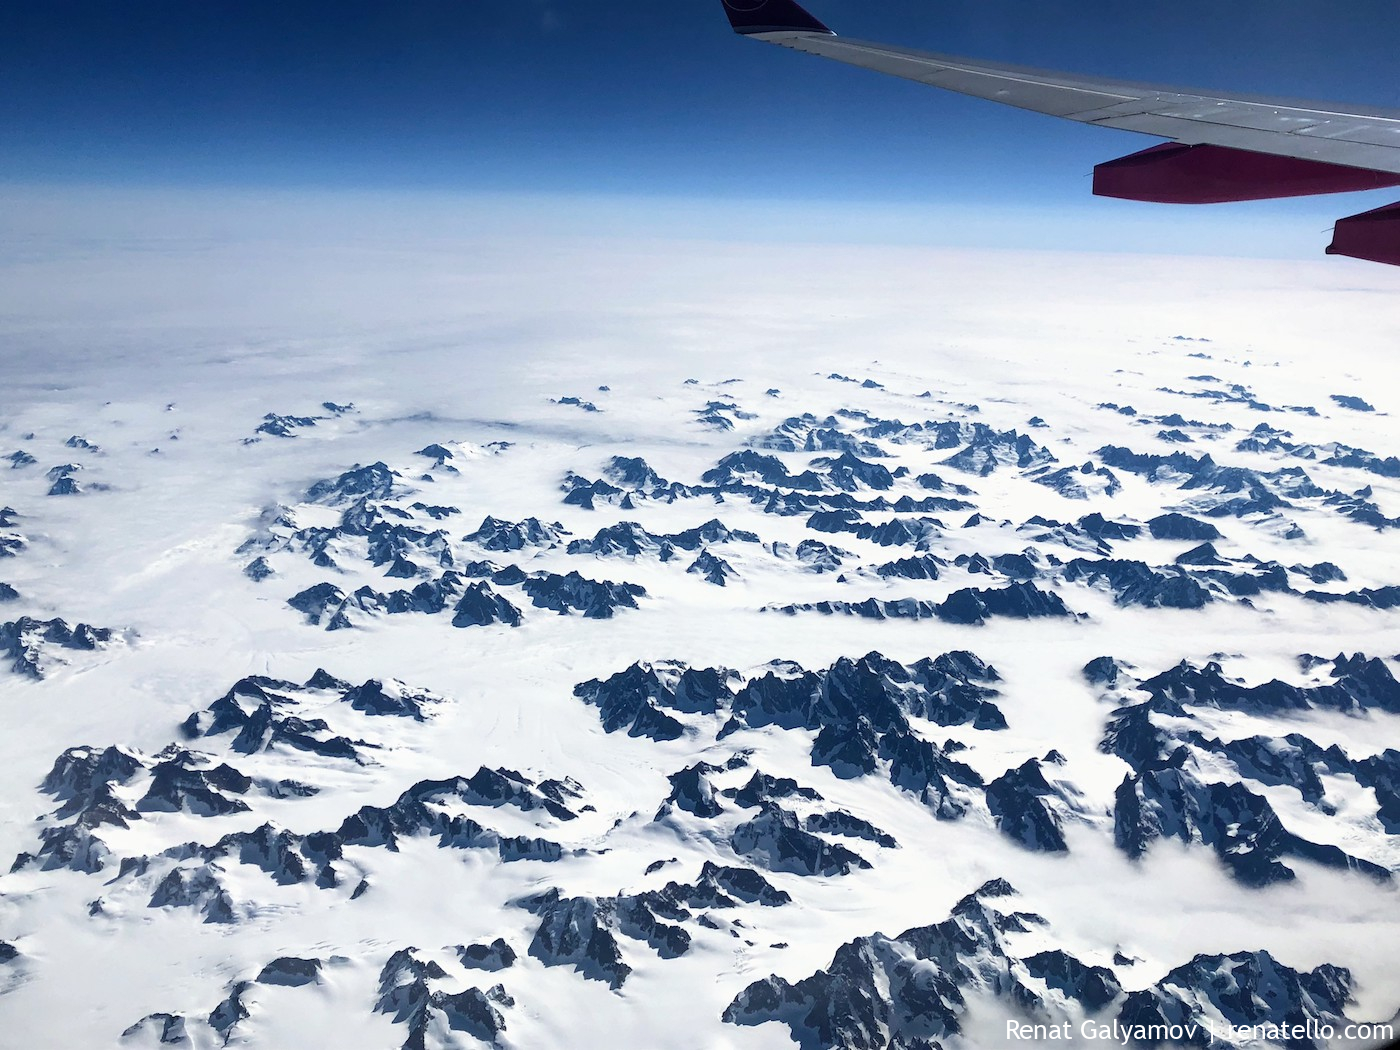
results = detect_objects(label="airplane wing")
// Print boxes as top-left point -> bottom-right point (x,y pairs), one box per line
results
720,0 -> 1400,264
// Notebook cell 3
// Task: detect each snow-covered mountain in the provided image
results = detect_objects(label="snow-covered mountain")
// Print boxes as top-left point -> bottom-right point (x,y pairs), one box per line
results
1,232 -> 1398,1050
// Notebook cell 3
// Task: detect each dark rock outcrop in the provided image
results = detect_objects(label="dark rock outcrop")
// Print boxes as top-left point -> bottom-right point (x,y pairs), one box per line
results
553,395 -> 598,412
1303,584 -> 1400,610
567,518 -> 758,560
465,515 -> 567,551
656,762 -> 726,818
180,675 -> 375,763
1063,559 -> 1211,609
1117,951 -> 1353,1050
1077,513 -> 1143,542
11,745 -> 143,874
809,513 -> 945,549
811,452 -> 896,491
375,947 -> 507,1048
773,584 -> 1072,626
1083,655 -> 1123,686
287,583 -> 350,627
255,956 -> 323,987
702,450 -> 824,492
336,773 -> 577,857
450,582 -> 523,628
2,617 -> 116,679
730,651 -> 1005,737
803,809 -> 898,849
47,470 -> 83,496
932,582 -> 1072,624
120,1013 -> 190,1045
730,804 -> 871,877
1291,561 -> 1347,584
107,768 -> 580,917
1030,463 -> 1122,500
941,425 -> 1056,475
1114,748 -> 1389,885
148,866 -> 238,923
724,879 -> 1110,1048
208,981 -> 251,1043
687,550 -> 736,586
1138,653 -> 1400,715
1147,512 -> 1223,541
1100,699 -> 1183,774
561,474 -> 626,510
1331,394 -> 1375,412
306,462 -> 395,505
255,413 -> 321,438
519,892 -> 637,989
794,538 -> 847,573
136,750 -> 252,817
667,518 -> 759,550
574,661 -> 741,741
691,653 -> 997,814
343,679 -> 439,720
724,771 -> 823,809
242,556 -> 274,582
290,565 -> 643,628
874,554 -> 944,580
456,939 -> 517,972
986,759 -> 1072,853
1024,950 -> 1121,1011
567,521 -> 668,557
519,858 -> 794,987
683,860 -> 792,907
519,571 -> 645,618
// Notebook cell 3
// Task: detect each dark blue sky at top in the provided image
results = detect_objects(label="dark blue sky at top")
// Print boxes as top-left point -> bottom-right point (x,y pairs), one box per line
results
4,0 -> 1400,209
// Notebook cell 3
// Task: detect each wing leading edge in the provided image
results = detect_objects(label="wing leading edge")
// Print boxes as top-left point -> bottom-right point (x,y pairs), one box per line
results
720,0 -> 1400,265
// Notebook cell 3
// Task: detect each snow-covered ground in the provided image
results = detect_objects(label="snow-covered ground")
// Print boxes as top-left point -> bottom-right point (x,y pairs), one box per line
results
1,206 -> 1399,1049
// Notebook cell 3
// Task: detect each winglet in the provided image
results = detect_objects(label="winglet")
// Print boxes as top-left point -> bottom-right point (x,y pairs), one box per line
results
721,0 -> 833,36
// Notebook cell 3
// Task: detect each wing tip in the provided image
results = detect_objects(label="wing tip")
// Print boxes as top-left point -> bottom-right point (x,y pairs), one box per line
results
721,0 -> 834,36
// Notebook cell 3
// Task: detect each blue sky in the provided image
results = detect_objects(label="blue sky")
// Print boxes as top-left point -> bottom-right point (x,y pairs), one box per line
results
4,1 -> 1400,254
